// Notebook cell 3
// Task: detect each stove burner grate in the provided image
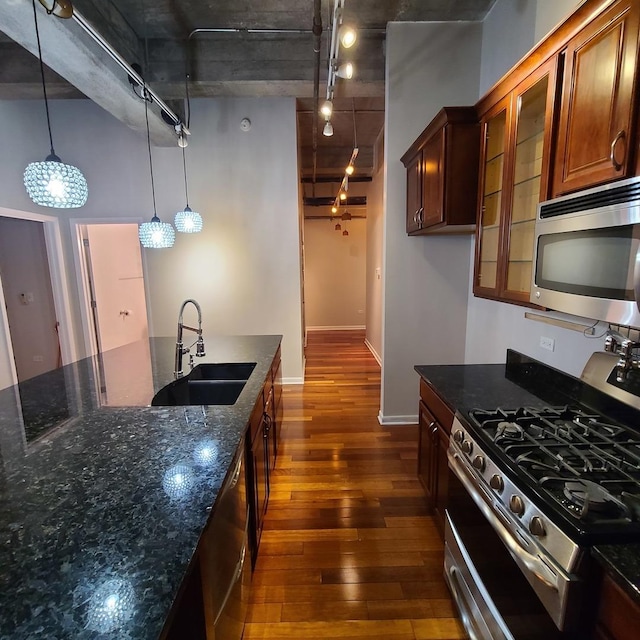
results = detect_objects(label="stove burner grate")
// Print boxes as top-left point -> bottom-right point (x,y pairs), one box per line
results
468,405 -> 640,523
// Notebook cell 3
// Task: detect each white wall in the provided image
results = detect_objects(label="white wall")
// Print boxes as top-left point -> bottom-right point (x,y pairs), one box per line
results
381,22 -> 483,422
365,130 -> 385,363
0,97 -> 304,387
464,0 -> 606,377
303,218 -> 366,329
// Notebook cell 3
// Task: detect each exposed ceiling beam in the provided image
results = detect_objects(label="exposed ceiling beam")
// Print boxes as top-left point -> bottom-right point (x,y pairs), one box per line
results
0,0 -> 177,145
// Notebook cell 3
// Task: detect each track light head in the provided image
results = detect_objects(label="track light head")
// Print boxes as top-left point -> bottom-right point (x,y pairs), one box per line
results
335,62 -> 354,79
320,99 -> 333,118
339,24 -> 357,48
323,120 -> 334,137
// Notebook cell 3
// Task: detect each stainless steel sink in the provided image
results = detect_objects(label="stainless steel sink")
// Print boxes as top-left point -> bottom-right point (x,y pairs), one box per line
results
151,362 -> 256,406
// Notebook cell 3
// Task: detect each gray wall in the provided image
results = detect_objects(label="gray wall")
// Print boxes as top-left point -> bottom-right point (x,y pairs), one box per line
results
381,22 -> 483,422
380,0 -> 605,421
0,97 -> 304,387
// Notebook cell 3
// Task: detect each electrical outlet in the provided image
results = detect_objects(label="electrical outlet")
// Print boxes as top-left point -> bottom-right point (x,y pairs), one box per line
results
33,355 -> 43,362
540,336 -> 555,352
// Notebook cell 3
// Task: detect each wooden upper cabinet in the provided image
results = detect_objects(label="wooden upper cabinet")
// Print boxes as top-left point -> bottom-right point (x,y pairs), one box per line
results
474,60 -> 558,304
553,0 -> 640,195
405,151 -> 423,234
421,129 -> 445,228
401,107 -> 479,235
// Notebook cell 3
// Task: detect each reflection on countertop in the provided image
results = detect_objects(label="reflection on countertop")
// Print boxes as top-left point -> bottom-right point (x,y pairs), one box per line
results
0,334 -> 281,640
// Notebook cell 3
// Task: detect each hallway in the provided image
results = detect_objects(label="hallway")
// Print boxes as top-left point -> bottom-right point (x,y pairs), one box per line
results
243,330 -> 465,639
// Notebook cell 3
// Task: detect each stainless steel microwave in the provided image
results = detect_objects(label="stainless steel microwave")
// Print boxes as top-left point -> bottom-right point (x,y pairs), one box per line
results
531,176 -> 640,327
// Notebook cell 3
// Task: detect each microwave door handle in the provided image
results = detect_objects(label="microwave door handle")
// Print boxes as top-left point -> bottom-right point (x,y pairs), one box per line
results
634,240 -> 640,314
449,452 -> 561,592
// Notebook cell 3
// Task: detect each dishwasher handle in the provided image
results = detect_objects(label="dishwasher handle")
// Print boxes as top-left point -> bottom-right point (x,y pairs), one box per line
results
213,514 -> 250,626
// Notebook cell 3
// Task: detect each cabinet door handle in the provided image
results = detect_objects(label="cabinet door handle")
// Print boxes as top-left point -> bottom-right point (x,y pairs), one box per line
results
610,130 -> 626,171
418,207 -> 424,225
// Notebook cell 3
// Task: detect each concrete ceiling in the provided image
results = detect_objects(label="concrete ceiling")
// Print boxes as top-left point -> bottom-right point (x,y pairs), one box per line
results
0,0 -> 496,180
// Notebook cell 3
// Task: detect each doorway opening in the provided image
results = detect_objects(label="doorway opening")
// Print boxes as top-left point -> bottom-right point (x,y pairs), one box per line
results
0,208 -> 76,388
0,207 -> 78,445
72,220 -> 154,406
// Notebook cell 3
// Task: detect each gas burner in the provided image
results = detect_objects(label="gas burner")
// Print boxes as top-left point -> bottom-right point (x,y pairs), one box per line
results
563,479 -> 629,518
581,418 -> 629,441
495,421 -> 523,440
552,420 -> 582,440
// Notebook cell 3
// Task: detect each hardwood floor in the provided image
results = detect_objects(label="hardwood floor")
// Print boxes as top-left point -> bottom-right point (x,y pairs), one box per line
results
244,330 -> 465,639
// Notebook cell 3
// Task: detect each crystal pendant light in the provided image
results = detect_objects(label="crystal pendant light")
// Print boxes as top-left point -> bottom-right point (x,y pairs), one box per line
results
24,0 -> 88,208
174,137 -> 202,233
139,89 -> 175,249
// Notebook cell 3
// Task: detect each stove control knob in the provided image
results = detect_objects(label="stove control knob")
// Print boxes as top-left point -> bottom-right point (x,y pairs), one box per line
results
462,440 -> 473,455
489,474 -> 504,493
453,429 -> 464,444
529,516 -> 546,538
509,494 -> 525,517
472,455 -> 485,471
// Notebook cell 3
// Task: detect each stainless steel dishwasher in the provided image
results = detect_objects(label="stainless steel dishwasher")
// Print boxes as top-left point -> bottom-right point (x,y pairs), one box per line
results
200,438 -> 250,640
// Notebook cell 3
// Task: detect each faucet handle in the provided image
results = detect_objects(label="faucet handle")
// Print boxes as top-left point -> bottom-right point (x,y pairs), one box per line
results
196,337 -> 206,357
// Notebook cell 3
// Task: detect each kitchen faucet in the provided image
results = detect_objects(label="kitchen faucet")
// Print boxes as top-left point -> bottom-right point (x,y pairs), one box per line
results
174,299 -> 206,378
604,331 -> 640,383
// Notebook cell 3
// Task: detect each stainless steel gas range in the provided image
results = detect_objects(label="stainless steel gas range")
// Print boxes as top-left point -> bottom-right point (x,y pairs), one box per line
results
444,348 -> 640,640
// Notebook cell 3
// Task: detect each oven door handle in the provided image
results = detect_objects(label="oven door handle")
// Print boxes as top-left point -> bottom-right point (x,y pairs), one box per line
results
447,565 -> 483,640
450,452 -> 560,593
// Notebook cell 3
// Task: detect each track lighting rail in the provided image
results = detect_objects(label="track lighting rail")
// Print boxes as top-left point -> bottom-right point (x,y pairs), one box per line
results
70,8 -> 189,136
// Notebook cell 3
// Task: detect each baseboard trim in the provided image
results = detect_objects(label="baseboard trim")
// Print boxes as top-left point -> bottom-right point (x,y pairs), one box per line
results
378,412 -> 418,426
306,325 -> 366,331
283,376 -> 304,385
364,339 -> 381,365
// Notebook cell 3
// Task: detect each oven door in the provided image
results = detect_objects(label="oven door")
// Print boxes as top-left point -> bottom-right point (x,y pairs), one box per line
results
445,466 -> 571,640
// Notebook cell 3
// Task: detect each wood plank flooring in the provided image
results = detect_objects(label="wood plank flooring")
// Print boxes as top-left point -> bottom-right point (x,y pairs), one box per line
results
244,330 -> 464,640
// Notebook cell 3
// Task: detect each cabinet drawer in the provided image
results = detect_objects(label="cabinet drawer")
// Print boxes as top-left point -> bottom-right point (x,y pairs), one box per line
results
419,378 -> 454,433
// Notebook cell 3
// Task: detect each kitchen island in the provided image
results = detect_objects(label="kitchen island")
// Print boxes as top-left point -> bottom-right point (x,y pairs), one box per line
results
0,334 -> 281,640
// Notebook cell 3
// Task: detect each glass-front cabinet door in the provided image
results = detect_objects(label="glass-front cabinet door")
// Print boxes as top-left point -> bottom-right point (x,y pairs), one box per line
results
475,99 -> 509,297
505,74 -> 550,299
473,59 -> 557,305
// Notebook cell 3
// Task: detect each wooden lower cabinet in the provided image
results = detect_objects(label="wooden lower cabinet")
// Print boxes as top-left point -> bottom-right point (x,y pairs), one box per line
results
593,573 -> 640,640
417,378 -> 454,536
247,347 -> 282,567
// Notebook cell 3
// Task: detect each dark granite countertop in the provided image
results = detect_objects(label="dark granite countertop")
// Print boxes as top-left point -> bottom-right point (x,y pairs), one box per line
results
592,544 -> 640,605
415,352 -> 640,606
0,334 -> 281,640
414,358 -> 574,421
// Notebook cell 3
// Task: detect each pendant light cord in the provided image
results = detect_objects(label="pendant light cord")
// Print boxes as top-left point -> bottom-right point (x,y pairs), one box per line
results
32,0 -> 55,156
181,143 -> 190,207
144,88 -> 158,218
